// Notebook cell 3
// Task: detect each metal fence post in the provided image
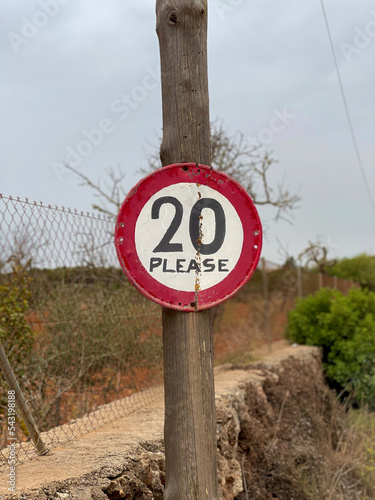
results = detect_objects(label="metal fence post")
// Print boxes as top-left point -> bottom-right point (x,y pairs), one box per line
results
0,343 -> 49,456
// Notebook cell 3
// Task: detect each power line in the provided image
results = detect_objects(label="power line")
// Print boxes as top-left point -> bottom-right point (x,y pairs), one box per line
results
319,0 -> 375,213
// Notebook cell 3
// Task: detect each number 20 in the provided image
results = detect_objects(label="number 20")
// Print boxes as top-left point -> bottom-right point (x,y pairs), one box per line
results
151,196 -> 226,255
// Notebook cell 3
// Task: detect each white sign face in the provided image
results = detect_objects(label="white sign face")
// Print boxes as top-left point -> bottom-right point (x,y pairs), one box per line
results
116,163 -> 262,310
135,183 -> 243,292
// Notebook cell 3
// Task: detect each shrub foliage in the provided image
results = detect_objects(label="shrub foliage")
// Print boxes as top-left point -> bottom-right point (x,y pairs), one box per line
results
327,253 -> 375,292
0,265 -> 34,375
0,266 -> 163,439
285,287 -> 375,410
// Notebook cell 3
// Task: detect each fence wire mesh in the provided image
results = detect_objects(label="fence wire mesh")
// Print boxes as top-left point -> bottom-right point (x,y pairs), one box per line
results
1,381 -> 163,472
0,194 -> 163,472
0,194 -> 118,271
0,194 -> 359,473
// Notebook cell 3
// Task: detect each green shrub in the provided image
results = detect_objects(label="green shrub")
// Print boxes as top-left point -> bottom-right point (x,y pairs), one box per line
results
0,265 -> 34,373
0,265 -> 35,441
285,287 -> 375,410
327,253 -> 375,291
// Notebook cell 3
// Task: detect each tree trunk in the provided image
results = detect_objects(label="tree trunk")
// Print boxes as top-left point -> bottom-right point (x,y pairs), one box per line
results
156,1 -> 219,498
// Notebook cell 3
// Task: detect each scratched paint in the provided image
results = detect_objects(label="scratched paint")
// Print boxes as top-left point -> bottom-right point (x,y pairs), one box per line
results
134,182 -> 243,292
115,163 -> 262,311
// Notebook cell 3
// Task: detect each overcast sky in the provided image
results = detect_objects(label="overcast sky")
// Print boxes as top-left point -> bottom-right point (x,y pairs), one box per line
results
1,0 -> 375,264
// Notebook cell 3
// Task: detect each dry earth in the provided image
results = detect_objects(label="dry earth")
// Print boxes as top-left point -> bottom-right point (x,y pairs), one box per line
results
0,342 -> 365,500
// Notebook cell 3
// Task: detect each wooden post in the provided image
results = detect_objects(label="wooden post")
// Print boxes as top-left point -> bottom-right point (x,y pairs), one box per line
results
333,275 -> 338,289
156,1 -> 219,499
318,272 -> 323,289
297,266 -> 302,299
261,258 -> 271,352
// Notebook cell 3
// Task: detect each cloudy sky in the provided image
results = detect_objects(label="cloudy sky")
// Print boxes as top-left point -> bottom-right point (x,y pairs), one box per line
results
1,0 -> 375,264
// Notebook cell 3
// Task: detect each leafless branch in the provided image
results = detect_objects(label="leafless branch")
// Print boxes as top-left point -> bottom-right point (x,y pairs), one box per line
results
298,239 -> 337,274
65,121 -> 300,221
64,163 -> 126,217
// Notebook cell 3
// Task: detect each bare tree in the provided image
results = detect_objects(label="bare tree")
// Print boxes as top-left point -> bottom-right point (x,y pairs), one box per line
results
298,239 -> 337,274
66,121 -> 300,221
145,122 -> 300,220
63,164 -> 126,218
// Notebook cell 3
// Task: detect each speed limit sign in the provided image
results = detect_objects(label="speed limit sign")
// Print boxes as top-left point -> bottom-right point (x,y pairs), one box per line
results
115,163 -> 262,311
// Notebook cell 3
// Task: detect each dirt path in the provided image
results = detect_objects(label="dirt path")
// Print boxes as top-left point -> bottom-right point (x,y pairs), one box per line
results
0,340 -> 305,498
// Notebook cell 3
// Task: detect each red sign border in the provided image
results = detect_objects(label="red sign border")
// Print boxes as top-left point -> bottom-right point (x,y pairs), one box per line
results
115,163 -> 262,311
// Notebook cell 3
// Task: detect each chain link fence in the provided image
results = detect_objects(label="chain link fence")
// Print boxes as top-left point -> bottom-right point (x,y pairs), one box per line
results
0,377 -> 163,471
0,194 -> 163,472
0,194 -> 359,472
0,194 -> 118,271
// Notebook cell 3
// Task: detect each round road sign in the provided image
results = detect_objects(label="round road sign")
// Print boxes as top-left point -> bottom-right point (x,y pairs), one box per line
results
115,163 -> 262,311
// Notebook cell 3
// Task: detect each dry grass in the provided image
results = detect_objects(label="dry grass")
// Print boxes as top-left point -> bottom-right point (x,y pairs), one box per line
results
230,351 -> 375,500
332,408 -> 375,500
